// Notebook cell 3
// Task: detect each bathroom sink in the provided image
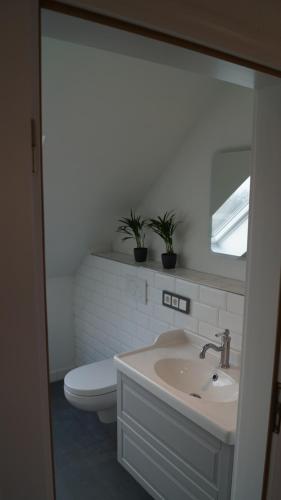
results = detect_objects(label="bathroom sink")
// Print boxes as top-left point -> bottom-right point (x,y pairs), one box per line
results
154,358 -> 239,403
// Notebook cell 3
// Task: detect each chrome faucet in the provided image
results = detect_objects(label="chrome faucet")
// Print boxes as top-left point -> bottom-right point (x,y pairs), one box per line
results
199,329 -> 231,368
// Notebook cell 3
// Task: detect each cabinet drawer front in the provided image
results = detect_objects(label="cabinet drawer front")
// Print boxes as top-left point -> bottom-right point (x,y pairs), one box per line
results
119,421 -> 216,500
119,375 -> 221,485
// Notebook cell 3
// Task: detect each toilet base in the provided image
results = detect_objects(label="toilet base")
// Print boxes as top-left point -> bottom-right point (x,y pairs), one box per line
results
64,387 -> 117,419
97,405 -> 117,424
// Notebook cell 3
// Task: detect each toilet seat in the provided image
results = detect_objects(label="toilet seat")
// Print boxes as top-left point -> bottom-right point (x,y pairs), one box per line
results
64,358 -> 116,397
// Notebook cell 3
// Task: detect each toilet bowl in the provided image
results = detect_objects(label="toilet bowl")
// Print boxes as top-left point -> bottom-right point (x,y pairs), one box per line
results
64,358 -> 117,423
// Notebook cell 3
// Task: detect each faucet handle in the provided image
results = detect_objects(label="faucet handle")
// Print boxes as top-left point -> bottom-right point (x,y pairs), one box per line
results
215,329 -> 230,341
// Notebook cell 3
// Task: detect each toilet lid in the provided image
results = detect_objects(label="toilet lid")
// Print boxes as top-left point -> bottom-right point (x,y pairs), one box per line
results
64,358 -> 116,397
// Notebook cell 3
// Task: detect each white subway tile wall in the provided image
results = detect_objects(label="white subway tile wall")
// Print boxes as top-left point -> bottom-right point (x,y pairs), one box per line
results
74,255 -> 245,366
175,279 -> 199,300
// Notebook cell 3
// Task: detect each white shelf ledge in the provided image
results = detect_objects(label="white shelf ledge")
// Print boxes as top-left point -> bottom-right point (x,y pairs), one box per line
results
92,251 -> 245,295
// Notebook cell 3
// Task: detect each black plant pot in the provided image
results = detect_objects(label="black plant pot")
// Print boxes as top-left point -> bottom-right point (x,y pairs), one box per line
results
134,247 -> 148,263
161,253 -> 177,269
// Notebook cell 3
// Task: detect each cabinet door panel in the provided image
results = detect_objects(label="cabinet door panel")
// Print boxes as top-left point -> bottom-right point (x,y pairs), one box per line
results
120,375 -> 221,484
119,421 -> 217,500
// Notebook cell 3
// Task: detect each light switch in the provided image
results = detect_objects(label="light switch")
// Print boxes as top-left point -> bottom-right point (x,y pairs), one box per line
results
162,290 -> 190,314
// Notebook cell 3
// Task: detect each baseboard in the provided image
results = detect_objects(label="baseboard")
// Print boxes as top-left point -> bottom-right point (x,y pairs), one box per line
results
49,365 -> 74,383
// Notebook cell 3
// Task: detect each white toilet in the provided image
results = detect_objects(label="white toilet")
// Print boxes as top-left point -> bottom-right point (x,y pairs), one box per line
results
64,358 -> 117,423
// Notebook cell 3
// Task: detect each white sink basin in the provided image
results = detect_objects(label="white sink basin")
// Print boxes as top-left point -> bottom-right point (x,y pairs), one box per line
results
154,358 -> 239,403
115,329 -> 240,443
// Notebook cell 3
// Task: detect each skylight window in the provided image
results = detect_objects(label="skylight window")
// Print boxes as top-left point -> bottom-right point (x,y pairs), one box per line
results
211,177 -> 250,257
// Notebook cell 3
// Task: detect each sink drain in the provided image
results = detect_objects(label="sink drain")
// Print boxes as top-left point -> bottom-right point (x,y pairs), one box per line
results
190,393 -> 202,399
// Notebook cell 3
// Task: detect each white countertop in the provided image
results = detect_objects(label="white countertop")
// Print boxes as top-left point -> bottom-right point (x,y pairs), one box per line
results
114,329 -> 240,445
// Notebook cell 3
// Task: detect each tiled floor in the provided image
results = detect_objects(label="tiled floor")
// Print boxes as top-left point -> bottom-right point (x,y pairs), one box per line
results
51,382 -> 151,500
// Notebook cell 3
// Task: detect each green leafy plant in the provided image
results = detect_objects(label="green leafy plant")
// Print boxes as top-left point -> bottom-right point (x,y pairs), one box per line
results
148,211 -> 180,255
117,210 -> 147,248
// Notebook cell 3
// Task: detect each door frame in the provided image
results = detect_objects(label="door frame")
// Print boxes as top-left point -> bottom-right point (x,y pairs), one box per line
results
263,291 -> 281,498
41,0 -> 281,79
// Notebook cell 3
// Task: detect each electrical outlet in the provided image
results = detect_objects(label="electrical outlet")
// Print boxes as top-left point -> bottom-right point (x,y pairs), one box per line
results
172,296 -> 179,308
179,299 -> 188,312
163,292 -> 171,306
162,290 -> 190,314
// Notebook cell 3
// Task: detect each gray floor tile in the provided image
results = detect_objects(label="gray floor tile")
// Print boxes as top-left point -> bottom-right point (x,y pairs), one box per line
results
51,381 -> 151,500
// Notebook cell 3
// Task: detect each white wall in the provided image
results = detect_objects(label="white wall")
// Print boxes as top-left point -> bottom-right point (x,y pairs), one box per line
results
46,277 -> 75,381
114,85 -> 254,281
74,254 -> 244,367
42,36 -> 224,278
42,36 -> 252,379
42,36 -> 226,378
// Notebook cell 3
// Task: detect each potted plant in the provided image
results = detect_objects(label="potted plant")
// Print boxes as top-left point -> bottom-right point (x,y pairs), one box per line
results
117,210 -> 148,262
148,211 -> 181,269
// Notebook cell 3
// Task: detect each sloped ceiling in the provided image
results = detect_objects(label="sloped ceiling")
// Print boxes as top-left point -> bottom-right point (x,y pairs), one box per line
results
42,35 -> 226,277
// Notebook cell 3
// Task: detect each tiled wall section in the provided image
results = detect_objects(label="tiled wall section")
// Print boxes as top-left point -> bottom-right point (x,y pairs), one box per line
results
74,255 -> 245,366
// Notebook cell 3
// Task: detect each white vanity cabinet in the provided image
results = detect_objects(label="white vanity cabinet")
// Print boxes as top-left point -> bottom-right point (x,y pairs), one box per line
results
117,372 -> 234,500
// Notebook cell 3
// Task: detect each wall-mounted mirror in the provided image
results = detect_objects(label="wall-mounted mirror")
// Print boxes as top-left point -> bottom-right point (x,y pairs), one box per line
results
210,149 -> 251,257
